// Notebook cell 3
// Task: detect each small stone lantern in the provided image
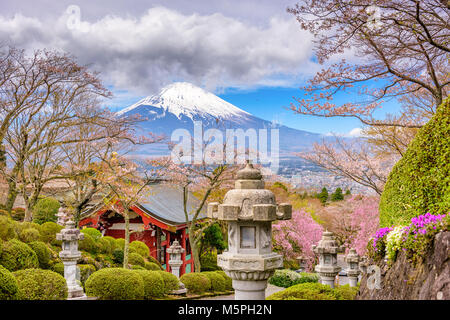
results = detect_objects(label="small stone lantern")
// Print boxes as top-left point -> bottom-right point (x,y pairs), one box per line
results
167,240 -> 184,278
56,207 -> 69,226
312,230 -> 344,288
359,256 -> 369,274
345,248 -> 361,287
296,255 -> 308,272
56,220 -> 85,299
207,161 -> 292,300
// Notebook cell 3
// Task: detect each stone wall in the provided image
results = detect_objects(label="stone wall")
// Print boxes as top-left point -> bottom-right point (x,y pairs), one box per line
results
357,231 -> 449,300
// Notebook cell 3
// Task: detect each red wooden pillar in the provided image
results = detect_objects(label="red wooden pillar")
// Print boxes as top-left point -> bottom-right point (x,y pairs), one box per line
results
165,231 -> 171,272
181,228 -> 186,275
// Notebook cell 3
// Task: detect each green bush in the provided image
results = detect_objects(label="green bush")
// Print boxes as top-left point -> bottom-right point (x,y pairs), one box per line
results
148,255 -> 163,268
28,241 -> 51,269
114,238 -> 125,250
81,228 -> 102,241
131,265 -> 146,270
10,208 -> 25,222
129,240 -> 150,258
85,268 -> 145,300
94,253 -> 114,269
79,253 -> 100,270
200,250 -> 220,271
215,270 -> 233,290
78,264 -> 96,288
51,262 -> 64,276
203,271 -> 227,292
39,222 -> 63,244
32,197 -> 60,225
156,270 -> 179,293
268,270 -> 319,288
379,97 -> 450,227
180,272 -> 211,294
112,248 -> 124,265
133,270 -> 165,299
331,188 -> 344,201
79,233 -> 97,253
334,284 -> 359,300
97,238 -> 112,254
0,216 -> 16,241
0,265 -> 18,300
13,269 -> 67,300
0,239 -> 39,271
144,261 -> 161,271
266,282 -> 337,300
128,252 -> 145,267
0,209 -> 10,218
18,228 -> 41,243
102,236 -> 117,250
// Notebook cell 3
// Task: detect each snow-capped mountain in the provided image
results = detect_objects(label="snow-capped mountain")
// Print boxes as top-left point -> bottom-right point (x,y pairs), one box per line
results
118,82 -> 326,158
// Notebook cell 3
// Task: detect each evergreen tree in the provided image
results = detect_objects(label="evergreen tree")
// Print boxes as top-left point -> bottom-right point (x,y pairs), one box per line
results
317,187 -> 328,205
331,188 -> 344,201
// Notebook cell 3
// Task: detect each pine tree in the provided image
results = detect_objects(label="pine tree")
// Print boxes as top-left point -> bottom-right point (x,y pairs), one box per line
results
331,187 -> 344,201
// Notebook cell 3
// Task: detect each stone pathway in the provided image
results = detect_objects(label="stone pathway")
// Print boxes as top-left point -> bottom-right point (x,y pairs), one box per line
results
198,284 -> 285,300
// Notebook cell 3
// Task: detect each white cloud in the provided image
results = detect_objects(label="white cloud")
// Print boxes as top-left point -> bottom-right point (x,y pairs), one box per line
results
325,127 -> 364,138
0,7 -> 316,95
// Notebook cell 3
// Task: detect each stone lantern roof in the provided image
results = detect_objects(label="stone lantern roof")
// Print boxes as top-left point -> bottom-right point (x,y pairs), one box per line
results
312,230 -> 345,254
167,240 -> 185,254
345,248 -> 361,264
207,161 -> 292,222
56,220 -> 84,242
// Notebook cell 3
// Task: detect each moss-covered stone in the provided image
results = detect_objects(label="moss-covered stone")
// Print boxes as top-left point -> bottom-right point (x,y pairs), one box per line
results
379,97 -> 450,227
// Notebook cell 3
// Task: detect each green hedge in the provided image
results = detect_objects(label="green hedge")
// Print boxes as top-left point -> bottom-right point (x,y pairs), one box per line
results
79,233 -> 97,253
32,197 -> 60,225
155,271 -> 179,293
18,228 -> 40,243
112,248 -> 124,265
266,282 -> 358,300
85,268 -> 145,300
129,240 -> 150,258
203,271 -> 227,292
39,222 -> 63,245
268,269 -> 319,288
0,239 -> 39,271
28,241 -> 51,269
13,269 -> 68,300
81,228 -> 102,241
51,262 -> 64,276
144,262 -> 161,271
0,265 -> 18,300
133,270 -> 165,299
129,252 -> 145,267
102,236 -> 117,250
97,238 -> 112,254
78,264 -> 96,288
379,97 -> 450,227
180,272 -> 211,294
0,216 -> 16,241
216,271 -> 233,290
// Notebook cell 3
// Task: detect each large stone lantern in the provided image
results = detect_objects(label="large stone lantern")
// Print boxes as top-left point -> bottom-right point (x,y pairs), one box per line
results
312,230 -> 344,288
56,220 -> 85,299
207,161 -> 292,300
345,248 -> 361,287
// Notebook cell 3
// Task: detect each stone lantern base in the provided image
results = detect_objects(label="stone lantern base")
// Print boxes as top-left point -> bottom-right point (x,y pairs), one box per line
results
233,279 -> 268,300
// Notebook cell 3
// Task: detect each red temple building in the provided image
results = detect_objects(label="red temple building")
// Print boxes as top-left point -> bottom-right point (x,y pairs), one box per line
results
79,184 -> 205,276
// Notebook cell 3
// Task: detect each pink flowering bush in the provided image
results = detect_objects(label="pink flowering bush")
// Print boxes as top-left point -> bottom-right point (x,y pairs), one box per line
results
273,210 -> 323,271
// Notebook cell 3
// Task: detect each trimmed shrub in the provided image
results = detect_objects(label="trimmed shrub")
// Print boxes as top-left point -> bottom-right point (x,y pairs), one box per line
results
379,97 -> 450,227
112,248 -> 124,265
79,253 -> 100,270
0,209 -> 10,218
97,238 -> 112,254
78,264 -> 96,288
39,222 -> 63,244
148,255 -> 163,268
156,270 -> 179,293
0,265 -> 18,300
180,272 -> 211,294
28,241 -> 51,269
19,228 -> 40,243
10,208 -> 25,222
0,239 -> 39,271
269,270 -> 319,288
0,216 -> 16,241
266,282 -> 337,300
334,284 -> 359,300
216,270 -> 233,290
131,265 -> 146,270
14,269 -> 67,300
79,233 -> 97,253
84,268 -> 145,300
129,240 -> 150,258
144,262 -> 161,271
102,236 -> 117,250
203,271 -> 227,292
94,254 -> 114,269
128,252 -> 145,267
133,270 -> 165,299
81,228 -> 102,241
114,238 -> 125,250
51,262 -> 64,276
32,197 -> 60,225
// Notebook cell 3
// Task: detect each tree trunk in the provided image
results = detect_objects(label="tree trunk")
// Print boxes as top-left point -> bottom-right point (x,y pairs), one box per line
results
5,163 -> 21,212
188,224 -> 202,272
123,208 -> 130,269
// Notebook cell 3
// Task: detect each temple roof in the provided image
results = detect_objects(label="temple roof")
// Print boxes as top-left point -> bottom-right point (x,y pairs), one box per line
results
81,183 -> 206,227
136,184 -> 206,225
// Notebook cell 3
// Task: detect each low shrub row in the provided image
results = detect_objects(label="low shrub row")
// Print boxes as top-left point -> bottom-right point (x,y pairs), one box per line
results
266,282 -> 358,300
179,270 -> 233,295
84,267 -> 180,300
268,269 -> 319,288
